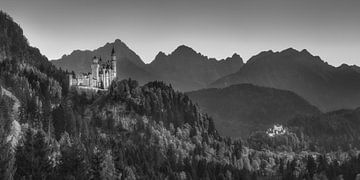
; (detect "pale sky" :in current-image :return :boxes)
[1,0,359,65]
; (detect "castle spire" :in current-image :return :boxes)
[111,46,115,56]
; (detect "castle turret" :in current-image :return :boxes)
[111,47,117,81]
[91,56,100,87]
[68,74,73,87]
[111,46,116,61]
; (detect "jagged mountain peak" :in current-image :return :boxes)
[337,63,360,73]
[338,63,352,68]
[155,51,166,58]
[222,53,244,64]
[301,49,311,55]
[281,47,299,54]
[114,38,122,43]
[171,45,199,56]
[352,65,360,73]
[277,48,313,57]
[231,53,241,58]
[52,38,145,69]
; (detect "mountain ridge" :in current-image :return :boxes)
[52,42,244,91]
[210,48,360,112]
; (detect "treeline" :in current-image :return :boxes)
[287,109,360,151]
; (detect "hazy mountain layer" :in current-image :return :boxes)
[211,48,360,112]
[147,45,244,91]
[187,84,320,137]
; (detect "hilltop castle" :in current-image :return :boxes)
[69,48,117,90]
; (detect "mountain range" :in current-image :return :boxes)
[210,48,360,112]
[52,40,244,91]
[51,39,156,84]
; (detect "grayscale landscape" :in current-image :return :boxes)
[1,0,360,179]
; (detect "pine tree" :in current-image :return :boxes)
[100,150,117,180]
[0,97,15,180]
[15,129,52,179]
[317,155,328,173]
[306,155,316,179]
[89,147,103,180]
[279,159,285,175]
[59,138,88,180]
[0,127,15,180]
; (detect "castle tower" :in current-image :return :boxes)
[101,66,106,89]
[111,47,117,81]
[91,56,100,80]
[91,56,100,87]
[68,74,73,87]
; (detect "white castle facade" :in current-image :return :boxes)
[69,48,117,90]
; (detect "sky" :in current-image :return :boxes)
[1,0,359,65]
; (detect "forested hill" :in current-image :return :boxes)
[0,11,69,131]
[0,12,69,92]
[187,84,320,138]
[287,108,360,151]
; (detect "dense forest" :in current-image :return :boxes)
[1,11,360,180]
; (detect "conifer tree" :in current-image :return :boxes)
[307,155,316,179]
[15,129,52,179]
[89,147,103,180]
[59,138,88,180]
[0,127,15,180]
[100,150,117,180]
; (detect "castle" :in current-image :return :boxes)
[69,48,117,90]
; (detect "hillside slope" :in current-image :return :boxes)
[187,84,320,137]
[287,108,360,151]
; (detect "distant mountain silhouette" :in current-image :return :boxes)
[210,48,360,112]
[53,43,244,91]
[52,39,155,84]
[187,84,320,137]
[350,65,360,73]
[350,64,360,73]
[147,45,243,91]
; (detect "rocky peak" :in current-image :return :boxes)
[171,45,198,56]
